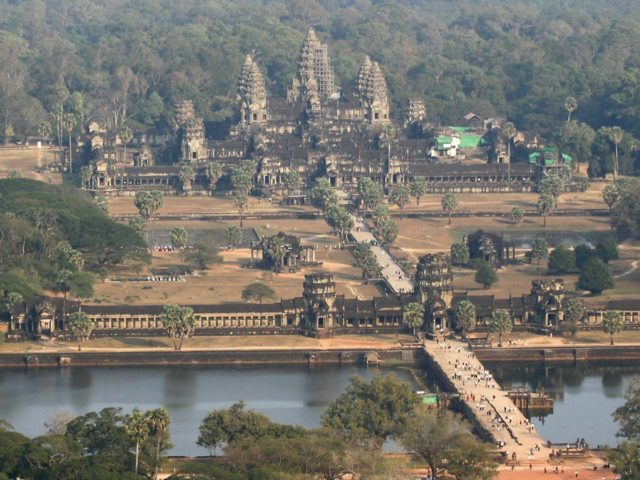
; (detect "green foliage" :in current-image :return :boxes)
[205,161,222,192]
[171,227,188,259]
[282,171,301,195]
[450,242,470,267]
[225,225,243,248]
[160,304,196,350]
[603,183,620,209]
[607,441,640,480]
[455,300,477,337]
[538,175,565,205]
[324,204,353,239]
[511,207,524,225]
[68,311,94,351]
[564,298,585,324]
[579,258,614,294]
[401,408,497,480]
[0,180,145,276]
[403,302,424,336]
[321,375,420,447]
[197,401,303,454]
[134,190,164,223]
[614,377,640,442]
[575,244,596,269]
[602,310,623,345]
[357,178,384,211]
[310,177,337,212]
[547,245,575,273]
[185,243,222,270]
[409,178,427,205]
[389,186,410,215]
[241,282,276,304]
[530,238,549,264]
[491,309,512,346]
[474,261,498,289]
[352,242,381,279]
[441,193,458,224]
[610,178,640,238]
[537,193,554,226]
[596,236,619,263]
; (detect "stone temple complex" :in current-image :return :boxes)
[83,28,573,197]
[6,254,638,340]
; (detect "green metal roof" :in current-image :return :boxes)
[459,132,484,149]
[420,393,439,405]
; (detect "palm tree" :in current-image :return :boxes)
[63,112,76,174]
[146,408,170,480]
[564,96,578,123]
[537,193,553,227]
[403,302,425,338]
[441,193,458,225]
[126,408,149,474]
[266,236,287,274]
[604,126,624,180]
[118,125,133,169]
[502,122,516,184]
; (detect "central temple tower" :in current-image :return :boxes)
[288,28,339,107]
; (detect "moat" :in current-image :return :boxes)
[0,363,636,455]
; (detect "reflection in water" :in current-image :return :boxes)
[485,362,640,447]
[0,365,416,455]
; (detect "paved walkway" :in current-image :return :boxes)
[349,215,414,294]
[423,337,552,462]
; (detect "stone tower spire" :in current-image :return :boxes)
[237,54,268,126]
[356,56,390,124]
[288,28,339,106]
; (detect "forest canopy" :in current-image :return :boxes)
[1,0,640,142]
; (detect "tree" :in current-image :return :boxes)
[596,237,619,263]
[118,125,133,168]
[389,186,410,218]
[321,375,420,448]
[282,171,301,197]
[146,408,170,480]
[607,441,640,480]
[409,178,427,205]
[125,408,149,474]
[170,227,188,261]
[613,377,640,441]
[401,408,496,480]
[602,126,625,180]
[179,165,195,194]
[454,300,476,338]
[511,207,524,225]
[70,271,95,307]
[527,236,548,264]
[234,193,248,227]
[310,177,338,212]
[205,160,222,195]
[474,261,498,289]
[63,112,76,175]
[79,165,92,187]
[602,310,623,345]
[378,217,399,246]
[450,243,470,267]
[603,184,620,210]
[225,225,243,249]
[68,311,94,351]
[564,298,585,324]
[579,258,613,294]
[2,292,22,332]
[160,304,196,350]
[357,178,384,212]
[502,121,516,166]
[265,235,287,273]
[241,282,276,304]
[538,175,565,208]
[134,190,163,242]
[537,193,553,227]
[197,401,292,454]
[548,245,575,272]
[403,302,424,337]
[575,244,596,269]
[564,96,577,123]
[490,309,512,347]
[185,243,222,270]
[441,193,457,225]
